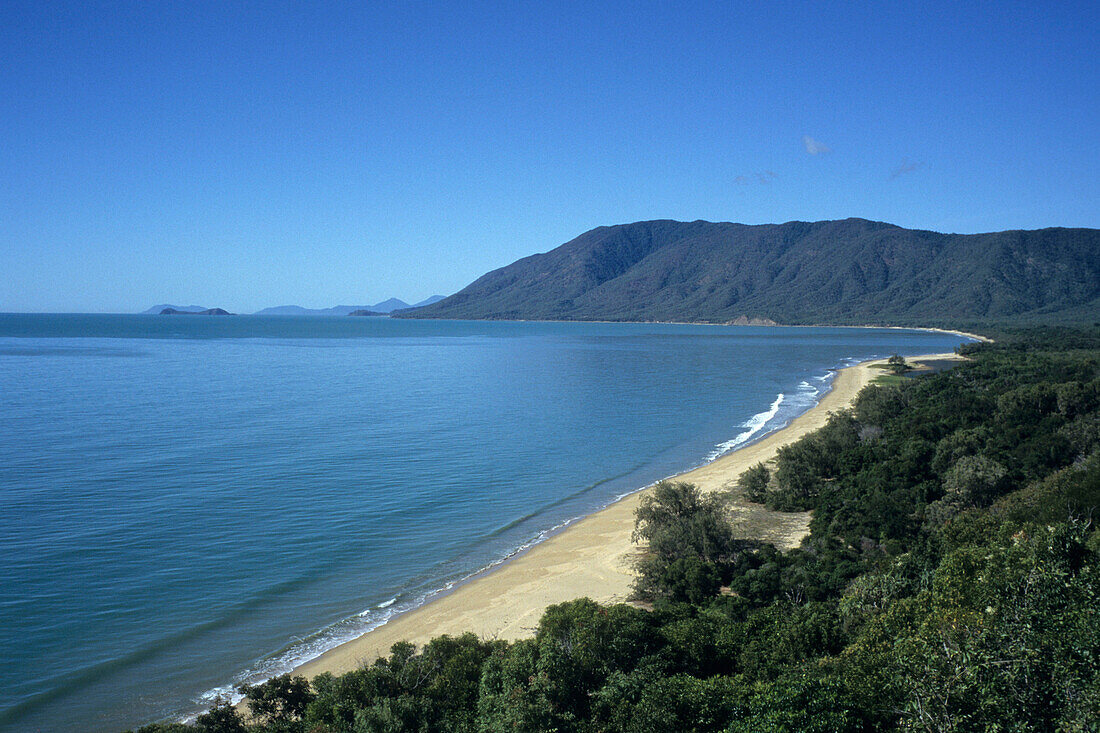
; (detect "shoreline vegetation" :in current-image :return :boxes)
[129,326,1100,732]
[288,351,965,683]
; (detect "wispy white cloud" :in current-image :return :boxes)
[890,159,924,179]
[802,135,831,155]
[735,170,777,186]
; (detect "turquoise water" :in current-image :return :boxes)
[0,315,970,731]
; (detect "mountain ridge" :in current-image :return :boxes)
[251,297,447,316]
[253,304,384,316]
[399,218,1100,326]
[139,296,449,317]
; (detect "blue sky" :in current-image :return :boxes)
[1,1,1097,312]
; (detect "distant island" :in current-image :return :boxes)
[141,297,447,317]
[252,296,446,317]
[159,307,232,315]
[253,305,376,316]
[400,218,1100,326]
[142,304,209,315]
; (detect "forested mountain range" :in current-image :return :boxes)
[402,219,1100,325]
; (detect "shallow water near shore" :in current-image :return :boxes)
[0,315,970,731]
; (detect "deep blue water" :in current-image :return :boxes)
[0,315,971,731]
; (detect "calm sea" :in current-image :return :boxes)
[0,315,970,731]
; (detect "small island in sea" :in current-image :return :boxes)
[159,307,233,315]
[142,304,209,314]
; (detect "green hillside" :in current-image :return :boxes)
[400,219,1100,325]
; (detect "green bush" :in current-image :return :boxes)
[737,462,771,503]
[632,481,739,601]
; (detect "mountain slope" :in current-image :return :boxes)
[401,219,1100,325]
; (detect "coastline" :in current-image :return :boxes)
[387,314,992,346]
[287,350,966,681]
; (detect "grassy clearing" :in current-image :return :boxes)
[868,362,911,386]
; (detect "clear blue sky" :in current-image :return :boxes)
[2,1,1097,312]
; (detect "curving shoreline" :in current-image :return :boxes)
[286,350,965,681]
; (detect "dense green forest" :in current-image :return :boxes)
[131,329,1100,732]
[399,219,1100,326]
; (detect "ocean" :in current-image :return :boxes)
[0,315,971,731]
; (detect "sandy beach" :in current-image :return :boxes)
[292,351,964,680]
